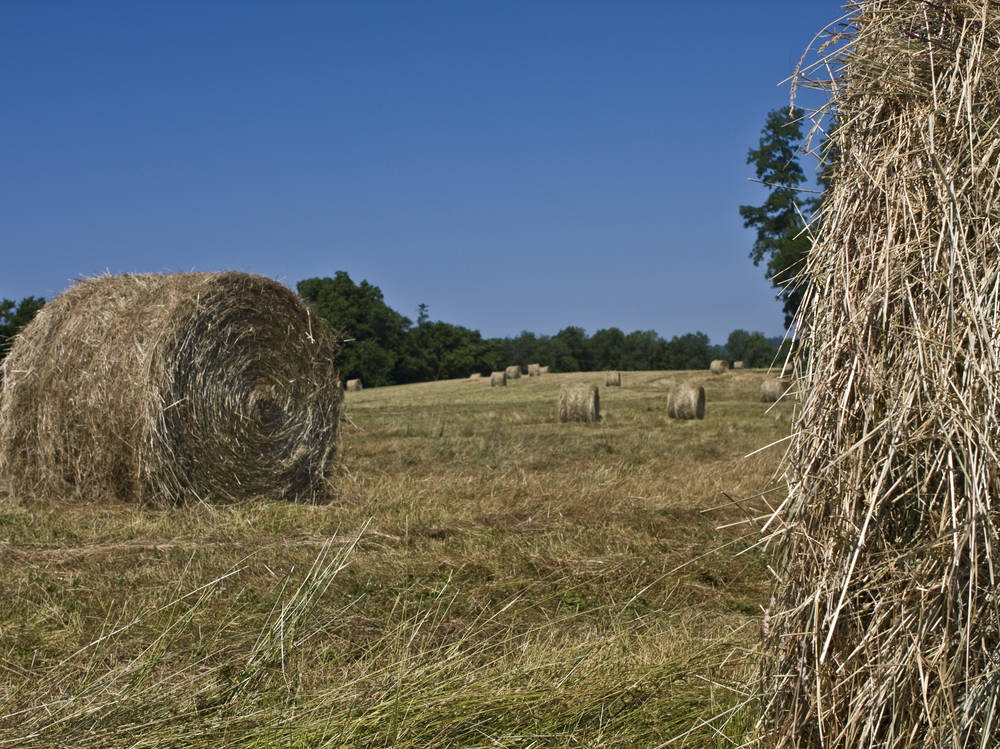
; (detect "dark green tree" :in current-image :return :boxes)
[739,107,819,328]
[0,296,46,361]
[725,329,778,368]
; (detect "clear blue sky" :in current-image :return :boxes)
[2,1,842,343]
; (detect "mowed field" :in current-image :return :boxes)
[0,369,792,747]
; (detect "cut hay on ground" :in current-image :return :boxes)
[558,384,600,423]
[760,3,1000,746]
[345,379,363,392]
[759,378,790,404]
[490,371,507,387]
[527,363,541,377]
[709,360,728,375]
[667,384,705,420]
[605,371,621,387]
[0,272,342,506]
[504,365,521,380]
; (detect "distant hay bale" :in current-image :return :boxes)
[667,384,705,420]
[760,378,790,403]
[345,379,363,392]
[0,272,342,506]
[468,372,482,380]
[733,361,745,369]
[605,371,621,387]
[504,365,521,380]
[539,365,550,374]
[709,359,728,375]
[558,384,600,423]
[760,4,1000,745]
[527,363,541,377]
[490,371,507,387]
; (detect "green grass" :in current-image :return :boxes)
[0,369,790,746]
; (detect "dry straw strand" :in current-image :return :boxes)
[558,383,600,423]
[667,384,705,420]
[605,371,622,387]
[0,272,342,506]
[760,3,1000,746]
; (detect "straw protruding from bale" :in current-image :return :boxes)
[558,384,600,423]
[0,272,342,506]
[490,371,507,387]
[667,384,705,420]
[527,363,541,377]
[709,360,728,375]
[760,4,1000,745]
[345,379,363,392]
[605,371,621,387]
[759,378,790,403]
[504,365,521,380]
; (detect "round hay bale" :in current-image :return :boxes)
[527,363,541,377]
[0,272,342,506]
[539,365,550,374]
[734,361,745,369]
[504,365,521,380]
[709,359,729,375]
[490,371,507,387]
[667,384,705,420]
[760,378,790,403]
[468,372,482,380]
[345,379,363,392]
[605,371,622,387]
[558,383,600,423]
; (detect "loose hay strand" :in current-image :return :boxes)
[760,2,1000,746]
[0,272,343,506]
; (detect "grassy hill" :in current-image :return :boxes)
[0,369,792,746]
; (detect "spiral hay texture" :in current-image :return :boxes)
[709,359,728,375]
[490,371,507,387]
[0,273,342,506]
[605,371,621,387]
[505,365,521,380]
[760,3,1000,746]
[558,384,600,423]
[667,385,704,420]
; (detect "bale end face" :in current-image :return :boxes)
[667,384,705,420]
[760,378,790,403]
[345,379,363,392]
[490,371,507,387]
[605,371,622,387]
[504,365,521,380]
[558,383,600,423]
[709,360,729,375]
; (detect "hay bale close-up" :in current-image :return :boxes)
[605,371,621,387]
[0,272,342,506]
[759,378,790,403]
[504,365,521,380]
[345,379,363,392]
[558,384,600,423]
[527,363,541,377]
[709,359,728,375]
[760,3,1000,746]
[490,371,507,387]
[667,384,705,420]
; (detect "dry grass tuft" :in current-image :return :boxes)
[667,384,705,420]
[558,383,600,423]
[0,272,342,506]
[759,2,1000,745]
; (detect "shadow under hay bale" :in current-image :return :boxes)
[760,4,1000,746]
[667,384,705,420]
[527,363,541,377]
[558,383,600,423]
[504,365,521,380]
[345,379,363,392]
[760,378,791,403]
[605,371,621,387]
[709,359,728,375]
[490,371,507,387]
[0,272,342,506]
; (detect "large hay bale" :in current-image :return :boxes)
[709,359,728,375]
[504,365,521,380]
[539,365,550,374]
[490,371,507,387]
[759,378,790,403]
[605,371,621,387]
[558,383,600,423]
[666,384,705,420]
[345,379,363,392]
[733,360,745,369]
[0,272,342,506]
[760,4,1000,745]
[527,363,541,377]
